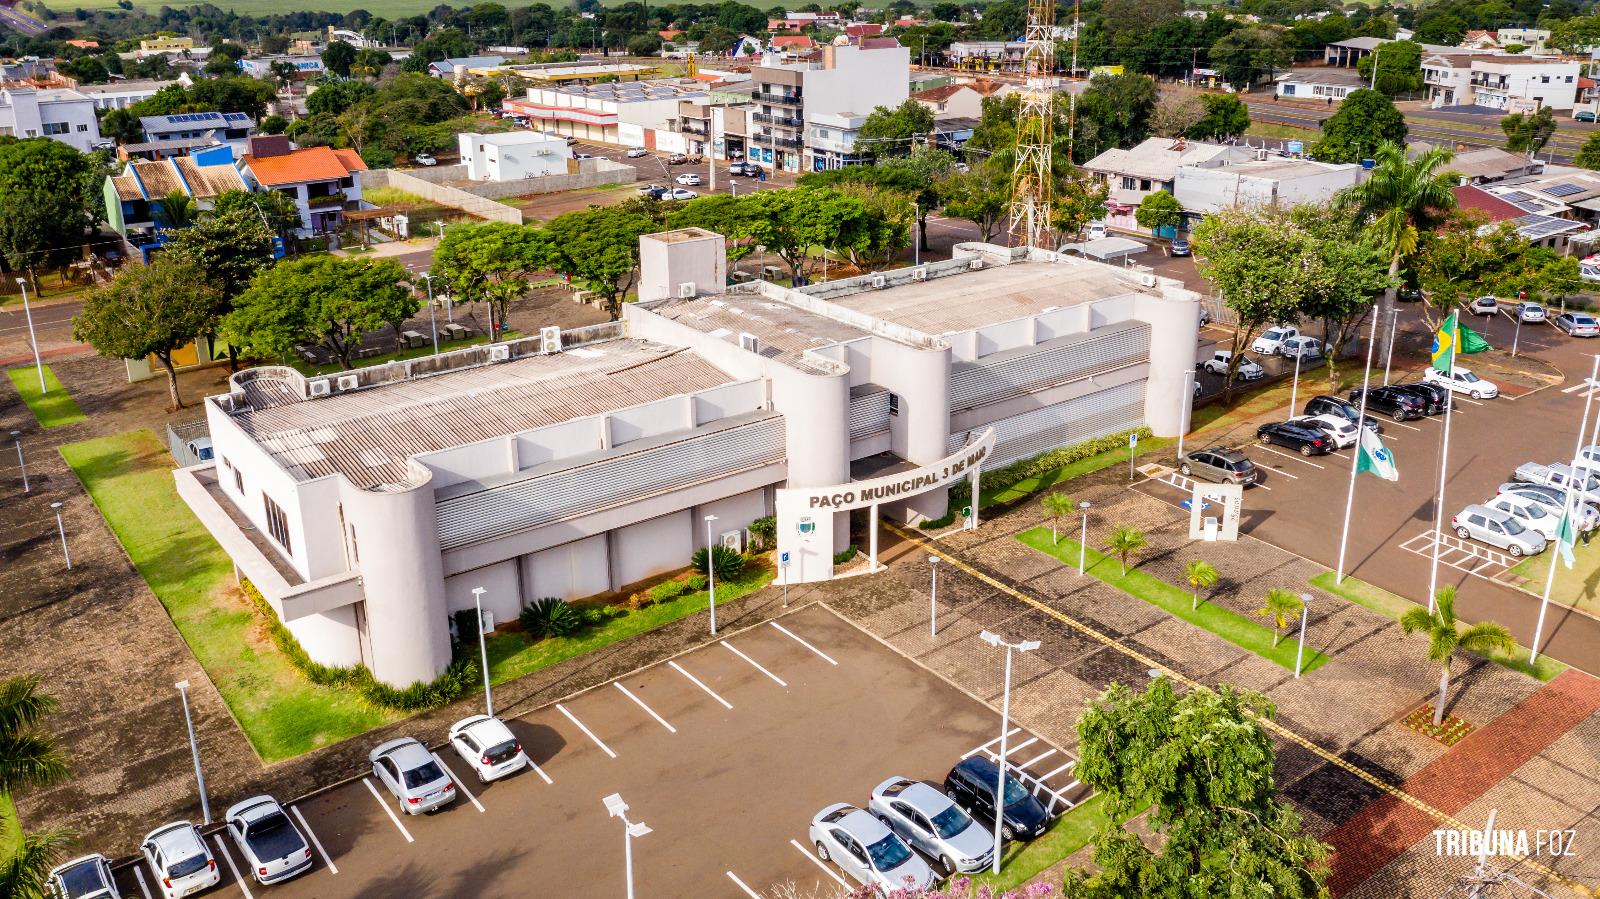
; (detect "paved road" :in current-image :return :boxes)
[0,5,45,35]
[1242,97,1586,162]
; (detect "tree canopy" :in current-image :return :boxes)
[1209,25,1293,90]
[223,256,416,369]
[856,99,936,157]
[73,257,219,409]
[1310,90,1408,164]
[0,138,108,290]
[534,205,657,319]
[1356,38,1424,95]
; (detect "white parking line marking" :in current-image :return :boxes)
[433,752,485,813]
[727,871,764,898]
[132,866,153,899]
[363,777,415,843]
[1257,445,1325,469]
[962,727,1022,758]
[557,703,618,758]
[291,805,339,874]
[1456,396,1485,406]
[1038,760,1076,782]
[615,681,676,733]
[790,839,849,887]
[768,621,838,665]
[721,641,788,687]
[1019,747,1057,770]
[211,835,256,899]
[525,754,554,784]
[999,736,1039,758]
[1391,421,1424,432]
[1257,461,1300,478]
[669,660,733,709]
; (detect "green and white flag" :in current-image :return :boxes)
[1356,427,1399,481]
[1557,507,1577,569]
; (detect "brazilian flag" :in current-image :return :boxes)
[1432,312,1458,374]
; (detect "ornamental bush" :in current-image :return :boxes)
[691,544,745,582]
[519,597,585,639]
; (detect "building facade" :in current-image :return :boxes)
[0,88,102,151]
[239,54,325,79]
[177,232,1200,688]
[750,44,910,173]
[1422,53,1581,110]
[504,80,709,150]
[1274,69,1368,102]
[141,111,256,143]
[1173,156,1364,214]
[237,136,366,234]
[457,131,571,180]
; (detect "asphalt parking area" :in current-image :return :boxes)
[111,604,1074,898]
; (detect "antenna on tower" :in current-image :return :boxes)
[1008,0,1059,250]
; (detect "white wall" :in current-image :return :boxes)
[445,559,522,625]
[0,90,102,151]
[804,46,910,118]
[283,603,362,668]
[612,510,692,586]
[523,535,611,600]
[204,398,329,583]
[694,488,769,550]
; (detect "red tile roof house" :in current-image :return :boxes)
[237,135,367,235]
[770,35,817,52]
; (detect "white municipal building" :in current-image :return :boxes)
[177,230,1202,687]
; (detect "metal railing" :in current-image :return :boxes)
[753,90,802,106]
[752,111,803,128]
[757,133,805,149]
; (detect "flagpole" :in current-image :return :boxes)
[1335,304,1381,584]
[1531,352,1600,663]
[1425,315,1461,614]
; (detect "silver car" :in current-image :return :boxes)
[869,776,994,875]
[809,803,936,894]
[140,821,219,898]
[225,796,313,885]
[1496,483,1600,532]
[1452,503,1546,556]
[1518,301,1547,322]
[1555,312,1600,337]
[47,854,120,899]
[1484,494,1562,541]
[447,714,529,783]
[371,737,455,814]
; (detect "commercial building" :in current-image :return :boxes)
[457,131,571,181]
[0,87,102,151]
[138,36,194,56]
[1274,69,1368,102]
[503,80,709,150]
[1323,36,1470,68]
[238,54,325,79]
[1452,183,1586,250]
[1489,27,1551,52]
[72,77,184,110]
[750,43,910,173]
[1083,137,1245,207]
[177,232,1200,688]
[946,41,1027,73]
[1421,53,1581,110]
[427,55,507,78]
[1173,155,1364,215]
[237,136,367,234]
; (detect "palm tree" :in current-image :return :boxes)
[1041,492,1073,545]
[1256,589,1303,647]
[156,190,197,232]
[0,826,73,899]
[1401,587,1516,726]
[1185,560,1219,611]
[0,675,68,795]
[1106,525,1146,576]
[1339,141,1457,356]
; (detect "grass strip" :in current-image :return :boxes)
[968,794,1144,891]
[6,366,86,428]
[1507,537,1600,620]
[1309,571,1567,682]
[61,430,394,761]
[483,565,772,685]
[1019,528,1330,673]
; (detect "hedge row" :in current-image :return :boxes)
[241,579,478,712]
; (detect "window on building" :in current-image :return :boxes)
[41,122,67,135]
[76,124,88,132]
[1139,179,1152,191]
[349,525,359,562]
[339,176,353,188]
[888,393,900,416]
[1120,175,1136,190]
[263,495,292,555]
[234,467,244,494]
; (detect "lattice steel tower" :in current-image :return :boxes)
[1008,0,1057,249]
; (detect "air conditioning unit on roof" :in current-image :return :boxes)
[308,378,331,397]
[911,266,928,280]
[969,258,984,270]
[336,374,358,391]
[870,274,886,288]
[488,344,510,362]
[540,326,562,354]
[678,281,697,298]
[1139,273,1158,288]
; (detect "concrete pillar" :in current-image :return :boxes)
[1134,290,1202,438]
[771,368,851,552]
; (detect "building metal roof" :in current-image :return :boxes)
[651,293,870,372]
[1084,137,1241,182]
[227,338,735,488]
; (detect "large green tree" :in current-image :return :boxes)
[856,99,936,158]
[1356,38,1423,95]
[1134,190,1184,233]
[224,256,417,369]
[936,155,1010,242]
[1414,210,1582,328]
[1575,131,1600,171]
[73,257,219,409]
[322,38,358,76]
[799,149,952,251]
[534,206,656,319]
[1288,204,1392,387]
[1502,106,1557,155]
[738,188,871,284]
[1209,25,1293,91]
[160,207,278,370]
[1075,72,1158,156]
[1311,90,1409,163]
[0,138,107,291]
[431,220,542,340]
[210,189,302,249]
[1062,679,1331,899]
[1188,93,1251,141]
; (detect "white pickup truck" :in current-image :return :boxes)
[1511,462,1600,506]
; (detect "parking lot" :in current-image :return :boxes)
[109,604,1082,898]
[1140,301,1600,673]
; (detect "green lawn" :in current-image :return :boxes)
[483,565,772,685]
[1508,539,1600,621]
[6,366,86,428]
[61,430,395,761]
[1309,571,1567,681]
[1019,528,1330,673]
[984,437,1173,508]
[967,793,1137,891]
[1244,121,1320,141]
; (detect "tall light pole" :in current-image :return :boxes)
[174,680,210,823]
[1293,593,1312,678]
[1077,501,1090,575]
[421,272,439,353]
[1287,346,1304,418]
[51,501,70,570]
[979,630,1040,875]
[11,431,27,494]
[603,793,651,899]
[929,555,940,637]
[470,587,494,717]
[704,514,718,635]
[913,200,921,266]
[16,277,45,394]
[1177,370,1195,464]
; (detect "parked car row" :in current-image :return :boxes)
[1451,457,1600,555]
[1181,395,1386,488]
[810,755,1051,892]
[49,715,532,896]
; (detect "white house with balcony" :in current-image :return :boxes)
[1422,53,1581,110]
[0,88,102,151]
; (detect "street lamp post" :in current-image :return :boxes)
[1078,502,1090,575]
[174,680,211,823]
[11,431,27,494]
[470,587,494,717]
[15,277,45,394]
[979,631,1040,875]
[603,794,651,899]
[1512,312,1524,358]
[1178,370,1195,464]
[929,555,940,637]
[704,514,719,635]
[51,502,70,570]
[421,272,439,354]
[913,200,921,266]
[1287,347,1304,419]
[1293,593,1312,678]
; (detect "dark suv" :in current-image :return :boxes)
[1256,421,1333,456]
[1393,381,1450,415]
[1304,395,1378,432]
[943,756,1050,843]
[1349,385,1427,422]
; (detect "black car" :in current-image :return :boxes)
[1350,385,1427,422]
[1256,421,1334,456]
[1304,395,1379,432]
[1394,381,1450,415]
[943,756,1050,843]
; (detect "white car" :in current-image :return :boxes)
[1280,335,1323,360]
[1519,301,1547,322]
[370,737,455,814]
[1251,325,1300,355]
[1469,295,1498,316]
[665,187,697,200]
[809,803,937,893]
[1287,413,1358,449]
[225,796,313,885]
[1086,221,1107,240]
[626,146,648,157]
[1202,350,1265,380]
[1423,365,1498,399]
[413,153,437,166]
[1484,493,1563,541]
[141,822,219,898]
[674,173,701,185]
[868,776,994,875]
[47,854,121,899]
[448,714,529,783]
[1496,483,1600,532]
[1452,503,1546,556]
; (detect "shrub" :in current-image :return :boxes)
[833,544,859,565]
[579,604,623,626]
[686,574,708,591]
[748,515,777,551]
[649,579,689,602]
[692,544,746,582]
[519,597,585,639]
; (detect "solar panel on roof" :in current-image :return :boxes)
[1497,190,1535,203]
[1516,214,1578,238]
[1544,182,1586,197]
